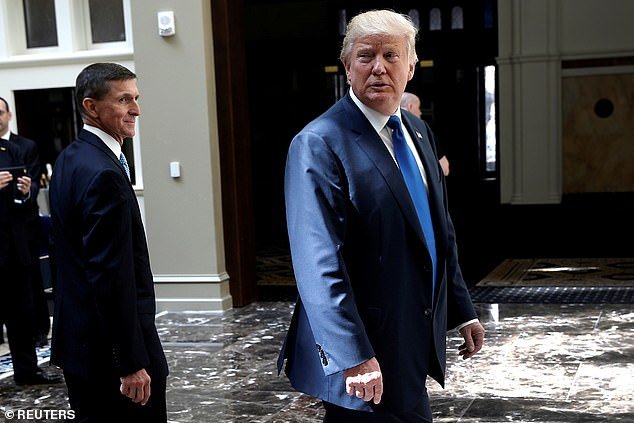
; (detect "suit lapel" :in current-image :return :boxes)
[78,129,133,188]
[341,96,427,245]
[401,112,442,208]
[401,112,447,256]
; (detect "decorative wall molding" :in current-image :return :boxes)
[562,64,634,77]
[154,273,230,284]
[0,49,133,69]
[153,275,233,312]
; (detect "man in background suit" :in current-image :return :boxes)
[400,92,450,177]
[0,98,61,385]
[278,10,484,421]
[50,63,168,422]
[0,96,50,348]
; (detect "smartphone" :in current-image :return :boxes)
[0,165,28,202]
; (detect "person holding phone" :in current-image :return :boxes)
[0,96,51,349]
[0,100,62,385]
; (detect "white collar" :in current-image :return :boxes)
[83,124,122,158]
[0,131,10,141]
[348,89,403,135]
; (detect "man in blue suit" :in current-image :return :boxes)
[50,63,168,422]
[278,10,484,422]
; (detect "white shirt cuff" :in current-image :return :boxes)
[455,318,479,331]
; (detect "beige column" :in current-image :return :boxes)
[498,0,634,204]
[129,0,231,311]
[498,0,562,204]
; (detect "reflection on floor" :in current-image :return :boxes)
[0,302,632,422]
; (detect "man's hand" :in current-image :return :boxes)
[16,175,31,195]
[343,357,383,404]
[458,322,485,360]
[120,368,151,405]
[0,171,12,190]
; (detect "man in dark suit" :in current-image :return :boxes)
[50,63,168,422]
[0,96,50,348]
[0,98,61,386]
[278,10,484,421]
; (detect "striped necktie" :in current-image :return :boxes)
[119,152,131,181]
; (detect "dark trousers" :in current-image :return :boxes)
[27,238,50,339]
[0,262,39,381]
[323,392,433,423]
[64,368,167,423]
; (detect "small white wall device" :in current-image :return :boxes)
[158,11,175,37]
[170,161,181,178]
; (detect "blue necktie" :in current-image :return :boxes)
[119,152,131,181]
[387,115,437,297]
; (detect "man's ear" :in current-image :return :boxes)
[407,62,415,81]
[82,98,98,118]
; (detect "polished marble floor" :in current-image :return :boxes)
[0,302,632,422]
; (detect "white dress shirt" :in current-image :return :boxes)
[83,125,122,158]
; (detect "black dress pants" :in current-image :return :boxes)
[323,391,433,423]
[28,237,51,340]
[64,367,167,423]
[0,262,39,382]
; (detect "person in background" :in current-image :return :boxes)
[400,92,450,176]
[278,9,484,422]
[0,96,50,348]
[50,63,168,422]
[0,98,62,386]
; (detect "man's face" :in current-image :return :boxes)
[0,101,12,137]
[83,79,140,144]
[345,34,414,116]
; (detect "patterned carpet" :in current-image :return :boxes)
[256,246,295,286]
[256,253,634,303]
[470,286,634,304]
[478,258,634,287]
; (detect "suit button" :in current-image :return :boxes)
[319,350,328,366]
[424,308,432,317]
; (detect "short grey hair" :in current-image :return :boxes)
[340,10,418,66]
[75,63,136,120]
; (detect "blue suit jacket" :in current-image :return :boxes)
[278,94,477,413]
[49,130,167,380]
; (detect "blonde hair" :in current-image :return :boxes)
[340,10,418,66]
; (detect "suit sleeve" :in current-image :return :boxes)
[81,169,149,376]
[285,131,374,376]
[444,212,478,329]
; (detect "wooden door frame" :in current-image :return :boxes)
[210,0,256,306]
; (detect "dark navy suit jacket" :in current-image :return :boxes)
[49,129,167,380]
[9,133,41,242]
[0,136,36,267]
[278,94,477,413]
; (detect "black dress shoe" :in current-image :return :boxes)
[15,371,64,386]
